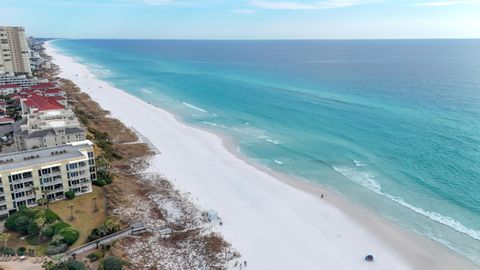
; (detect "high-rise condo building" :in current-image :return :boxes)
[0,26,32,76]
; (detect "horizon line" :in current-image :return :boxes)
[42,37,480,41]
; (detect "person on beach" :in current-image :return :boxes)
[321,194,324,198]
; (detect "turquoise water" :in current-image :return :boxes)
[52,39,480,264]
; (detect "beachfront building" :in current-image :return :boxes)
[0,74,49,89]
[0,140,96,217]
[0,84,21,95]
[15,108,86,151]
[0,26,31,76]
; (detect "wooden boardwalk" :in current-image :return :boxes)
[66,222,156,256]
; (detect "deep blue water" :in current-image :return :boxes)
[52,39,480,264]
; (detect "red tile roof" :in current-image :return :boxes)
[23,94,65,112]
[0,117,14,123]
[45,88,62,93]
[28,82,57,90]
[0,84,20,89]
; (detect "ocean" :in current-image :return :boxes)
[51,39,480,264]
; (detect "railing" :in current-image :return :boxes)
[12,177,35,185]
[12,186,34,193]
[65,223,150,256]
[42,179,64,186]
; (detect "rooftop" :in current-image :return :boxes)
[23,94,65,111]
[22,127,85,139]
[28,82,57,90]
[0,84,20,89]
[0,140,93,172]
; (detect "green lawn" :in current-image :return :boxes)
[48,186,107,248]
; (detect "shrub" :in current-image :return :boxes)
[46,243,68,255]
[64,260,88,270]
[98,171,114,184]
[101,256,123,270]
[5,207,60,237]
[87,251,104,262]
[17,247,26,255]
[111,152,123,160]
[42,225,54,238]
[13,215,31,235]
[59,227,79,246]
[27,222,40,236]
[0,247,15,255]
[42,210,61,223]
[93,179,107,187]
[65,191,76,200]
[87,217,120,242]
[43,222,70,238]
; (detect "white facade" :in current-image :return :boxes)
[0,141,96,216]
[0,74,48,89]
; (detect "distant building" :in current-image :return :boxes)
[0,26,32,76]
[0,140,96,216]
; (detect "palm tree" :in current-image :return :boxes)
[0,232,10,248]
[41,189,50,209]
[92,196,98,213]
[37,198,48,208]
[68,204,75,221]
[35,217,46,242]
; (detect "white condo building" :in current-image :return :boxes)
[0,140,96,216]
[0,26,32,76]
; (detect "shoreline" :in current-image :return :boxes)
[44,41,479,270]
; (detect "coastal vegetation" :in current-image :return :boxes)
[4,206,79,255]
[43,260,88,270]
[99,256,124,270]
[87,217,121,242]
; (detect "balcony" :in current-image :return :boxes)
[27,200,37,207]
[39,172,62,178]
[12,186,34,193]
[11,177,34,185]
[45,187,64,194]
[41,179,64,187]
[0,208,8,216]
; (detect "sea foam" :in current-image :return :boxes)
[182,102,208,113]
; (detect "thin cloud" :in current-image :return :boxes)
[250,0,378,10]
[232,8,258,14]
[416,0,480,6]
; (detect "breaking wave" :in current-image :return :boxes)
[182,102,207,113]
[333,165,480,242]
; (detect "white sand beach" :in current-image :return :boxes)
[45,42,479,270]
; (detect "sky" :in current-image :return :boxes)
[0,0,479,39]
